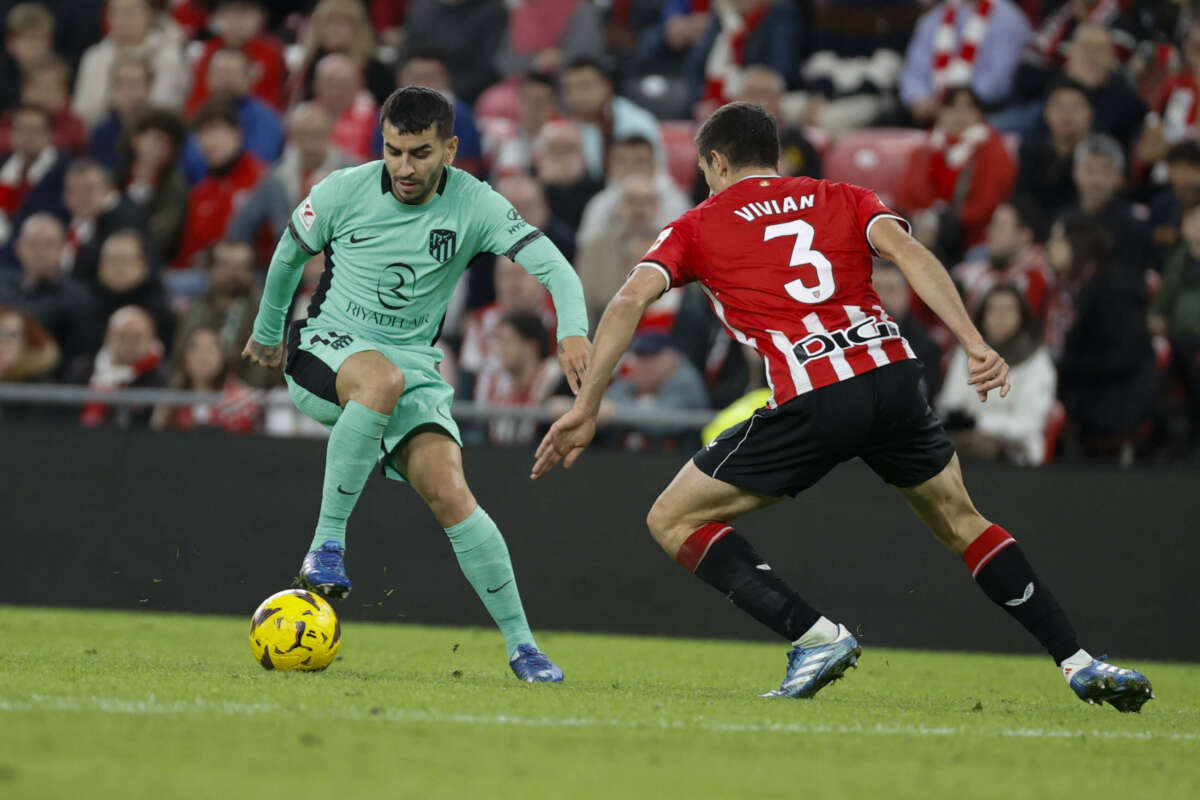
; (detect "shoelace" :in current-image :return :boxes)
[515,647,552,669]
[313,547,345,570]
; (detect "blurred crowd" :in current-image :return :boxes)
[1,0,1199,466]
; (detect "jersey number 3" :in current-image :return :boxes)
[764,219,834,303]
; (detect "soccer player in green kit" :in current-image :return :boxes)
[243,87,590,682]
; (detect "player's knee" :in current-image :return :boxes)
[422,477,474,527]
[352,367,405,411]
[645,499,682,550]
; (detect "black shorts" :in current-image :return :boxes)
[694,359,955,497]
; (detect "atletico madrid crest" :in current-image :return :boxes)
[429,229,457,262]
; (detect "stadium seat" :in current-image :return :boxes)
[820,127,926,207]
[660,120,698,192]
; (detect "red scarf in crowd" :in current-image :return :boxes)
[932,1,996,94]
[703,2,771,104]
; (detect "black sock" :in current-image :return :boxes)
[966,526,1080,664]
[691,529,822,642]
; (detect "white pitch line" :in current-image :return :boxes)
[1,694,1196,743]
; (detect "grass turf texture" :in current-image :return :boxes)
[2,607,1198,799]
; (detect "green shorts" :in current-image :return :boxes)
[283,321,462,482]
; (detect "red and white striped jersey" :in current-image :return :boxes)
[635,174,915,408]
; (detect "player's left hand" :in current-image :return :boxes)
[531,405,597,479]
[557,335,591,395]
[965,341,1010,402]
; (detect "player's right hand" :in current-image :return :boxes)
[242,336,283,369]
[965,341,1010,402]
[531,405,597,480]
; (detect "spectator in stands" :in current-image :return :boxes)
[122,109,190,267]
[185,0,286,114]
[1145,22,1200,150]
[80,304,167,428]
[577,135,690,248]
[486,72,559,180]
[577,175,665,325]
[0,213,95,381]
[1067,133,1153,274]
[685,0,801,106]
[151,324,261,433]
[495,175,576,262]
[397,0,508,104]
[173,101,266,272]
[738,65,820,178]
[872,261,943,396]
[953,199,1053,321]
[1060,22,1146,153]
[899,0,1030,126]
[1149,201,1200,452]
[1015,0,1136,107]
[1015,78,1093,230]
[8,57,86,156]
[561,57,665,181]
[87,54,153,176]
[312,53,377,163]
[1148,141,1200,255]
[72,0,189,128]
[395,50,484,177]
[181,47,284,182]
[62,159,145,285]
[0,105,69,249]
[0,3,57,113]
[178,239,276,388]
[0,304,58,382]
[937,285,1057,466]
[531,119,604,231]
[603,331,709,447]
[90,230,175,358]
[229,102,352,247]
[459,256,555,392]
[291,0,395,107]
[1048,213,1159,459]
[632,1,712,89]
[472,311,560,445]
[495,0,605,80]
[897,86,1015,265]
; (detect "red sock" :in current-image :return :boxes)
[675,522,733,572]
[961,524,1016,578]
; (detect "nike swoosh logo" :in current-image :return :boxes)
[1005,582,1035,607]
[336,485,358,495]
[349,232,379,243]
[486,580,513,594]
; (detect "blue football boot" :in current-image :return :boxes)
[295,540,352,600]
[509,644,564,683]
[762,624,861,699]
[1067,656,1153,712]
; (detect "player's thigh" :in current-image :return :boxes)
[395,430,477,526]
[334,350,406,409]
[284,323,393,415]
[647,461,781,552]
[896,453,990,555]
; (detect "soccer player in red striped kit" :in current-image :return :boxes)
[532,101,1153,710]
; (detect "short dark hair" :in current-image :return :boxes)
[65,157,113,184]
[379,85,454,140]
[501,311,549,358]
[1166,140,1200,167]
[1044,76,1093,107]
[563,55,614,83]
[131,108,187,153]
[522,71,556,92]
[695,101,779,170]
[400,47,448,70]
[938,84,983,110]
[1005,195,1041,234]
[191,99,241,132]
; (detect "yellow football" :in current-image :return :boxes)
[249,589,341,671]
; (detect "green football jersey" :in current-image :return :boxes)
[282,162,562,346]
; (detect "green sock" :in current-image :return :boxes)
[309,400,390,551]
[444,506,536,658]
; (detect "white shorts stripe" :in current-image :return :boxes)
[712,414,760,479]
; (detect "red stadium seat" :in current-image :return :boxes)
[660,120,698,192]
[821,128,926,208]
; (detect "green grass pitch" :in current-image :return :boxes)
[2,606,1198,799]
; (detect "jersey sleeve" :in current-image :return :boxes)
[287,173,339,255]
[848,184,911,256]
[476,184,545,259]
[632,211,699,295]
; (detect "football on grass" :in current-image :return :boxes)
[249,589,341,671]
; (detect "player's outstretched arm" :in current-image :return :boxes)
[531,267,664,479]
[510,235,592,393]
[870,218,1010,402]
[242,229,313,370]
